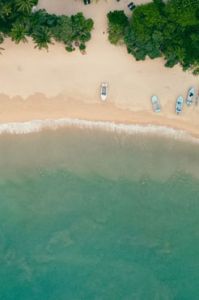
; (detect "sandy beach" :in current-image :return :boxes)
[0,0,198,137]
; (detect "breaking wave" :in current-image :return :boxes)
[0,118,198,143]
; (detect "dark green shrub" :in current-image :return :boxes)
[79,43,86,50]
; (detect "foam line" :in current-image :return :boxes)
[0,118,198,143]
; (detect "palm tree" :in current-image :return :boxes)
[0,3,12,20]
[32,27,52,49]
[10,22,28,44]
[15,0,38,14]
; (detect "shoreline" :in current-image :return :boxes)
[0,117,198,145]
[0,117,194,139]
[0,93,199,143]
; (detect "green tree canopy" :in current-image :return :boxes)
[107,10,128,45]
[10,21,28,44]
[107,0,199,74]
[15,0,38,14]
[0,0,94,52]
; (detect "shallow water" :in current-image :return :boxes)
[0,128,199,300]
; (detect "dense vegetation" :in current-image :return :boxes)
[0,0,94,52]
[107,10,128,45]
[107,0,199,74]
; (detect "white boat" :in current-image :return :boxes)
[100,82,108,101]
[186,87,195,106]
[151,95,161,112]
[176,96,184,114]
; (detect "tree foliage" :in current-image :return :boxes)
[0,0,94,51]
[107,11,128,44]
[107,0,199,74]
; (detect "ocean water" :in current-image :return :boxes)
[0,127,199,300]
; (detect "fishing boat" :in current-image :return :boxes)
[186,87,195,106]
[151,95,161,112]
[100,82,108,101]
[176,96,184,114]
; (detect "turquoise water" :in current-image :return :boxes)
[0,128,199,300]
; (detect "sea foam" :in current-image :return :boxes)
[0,118,198,143]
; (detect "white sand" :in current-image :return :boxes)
[0,0,198,137]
